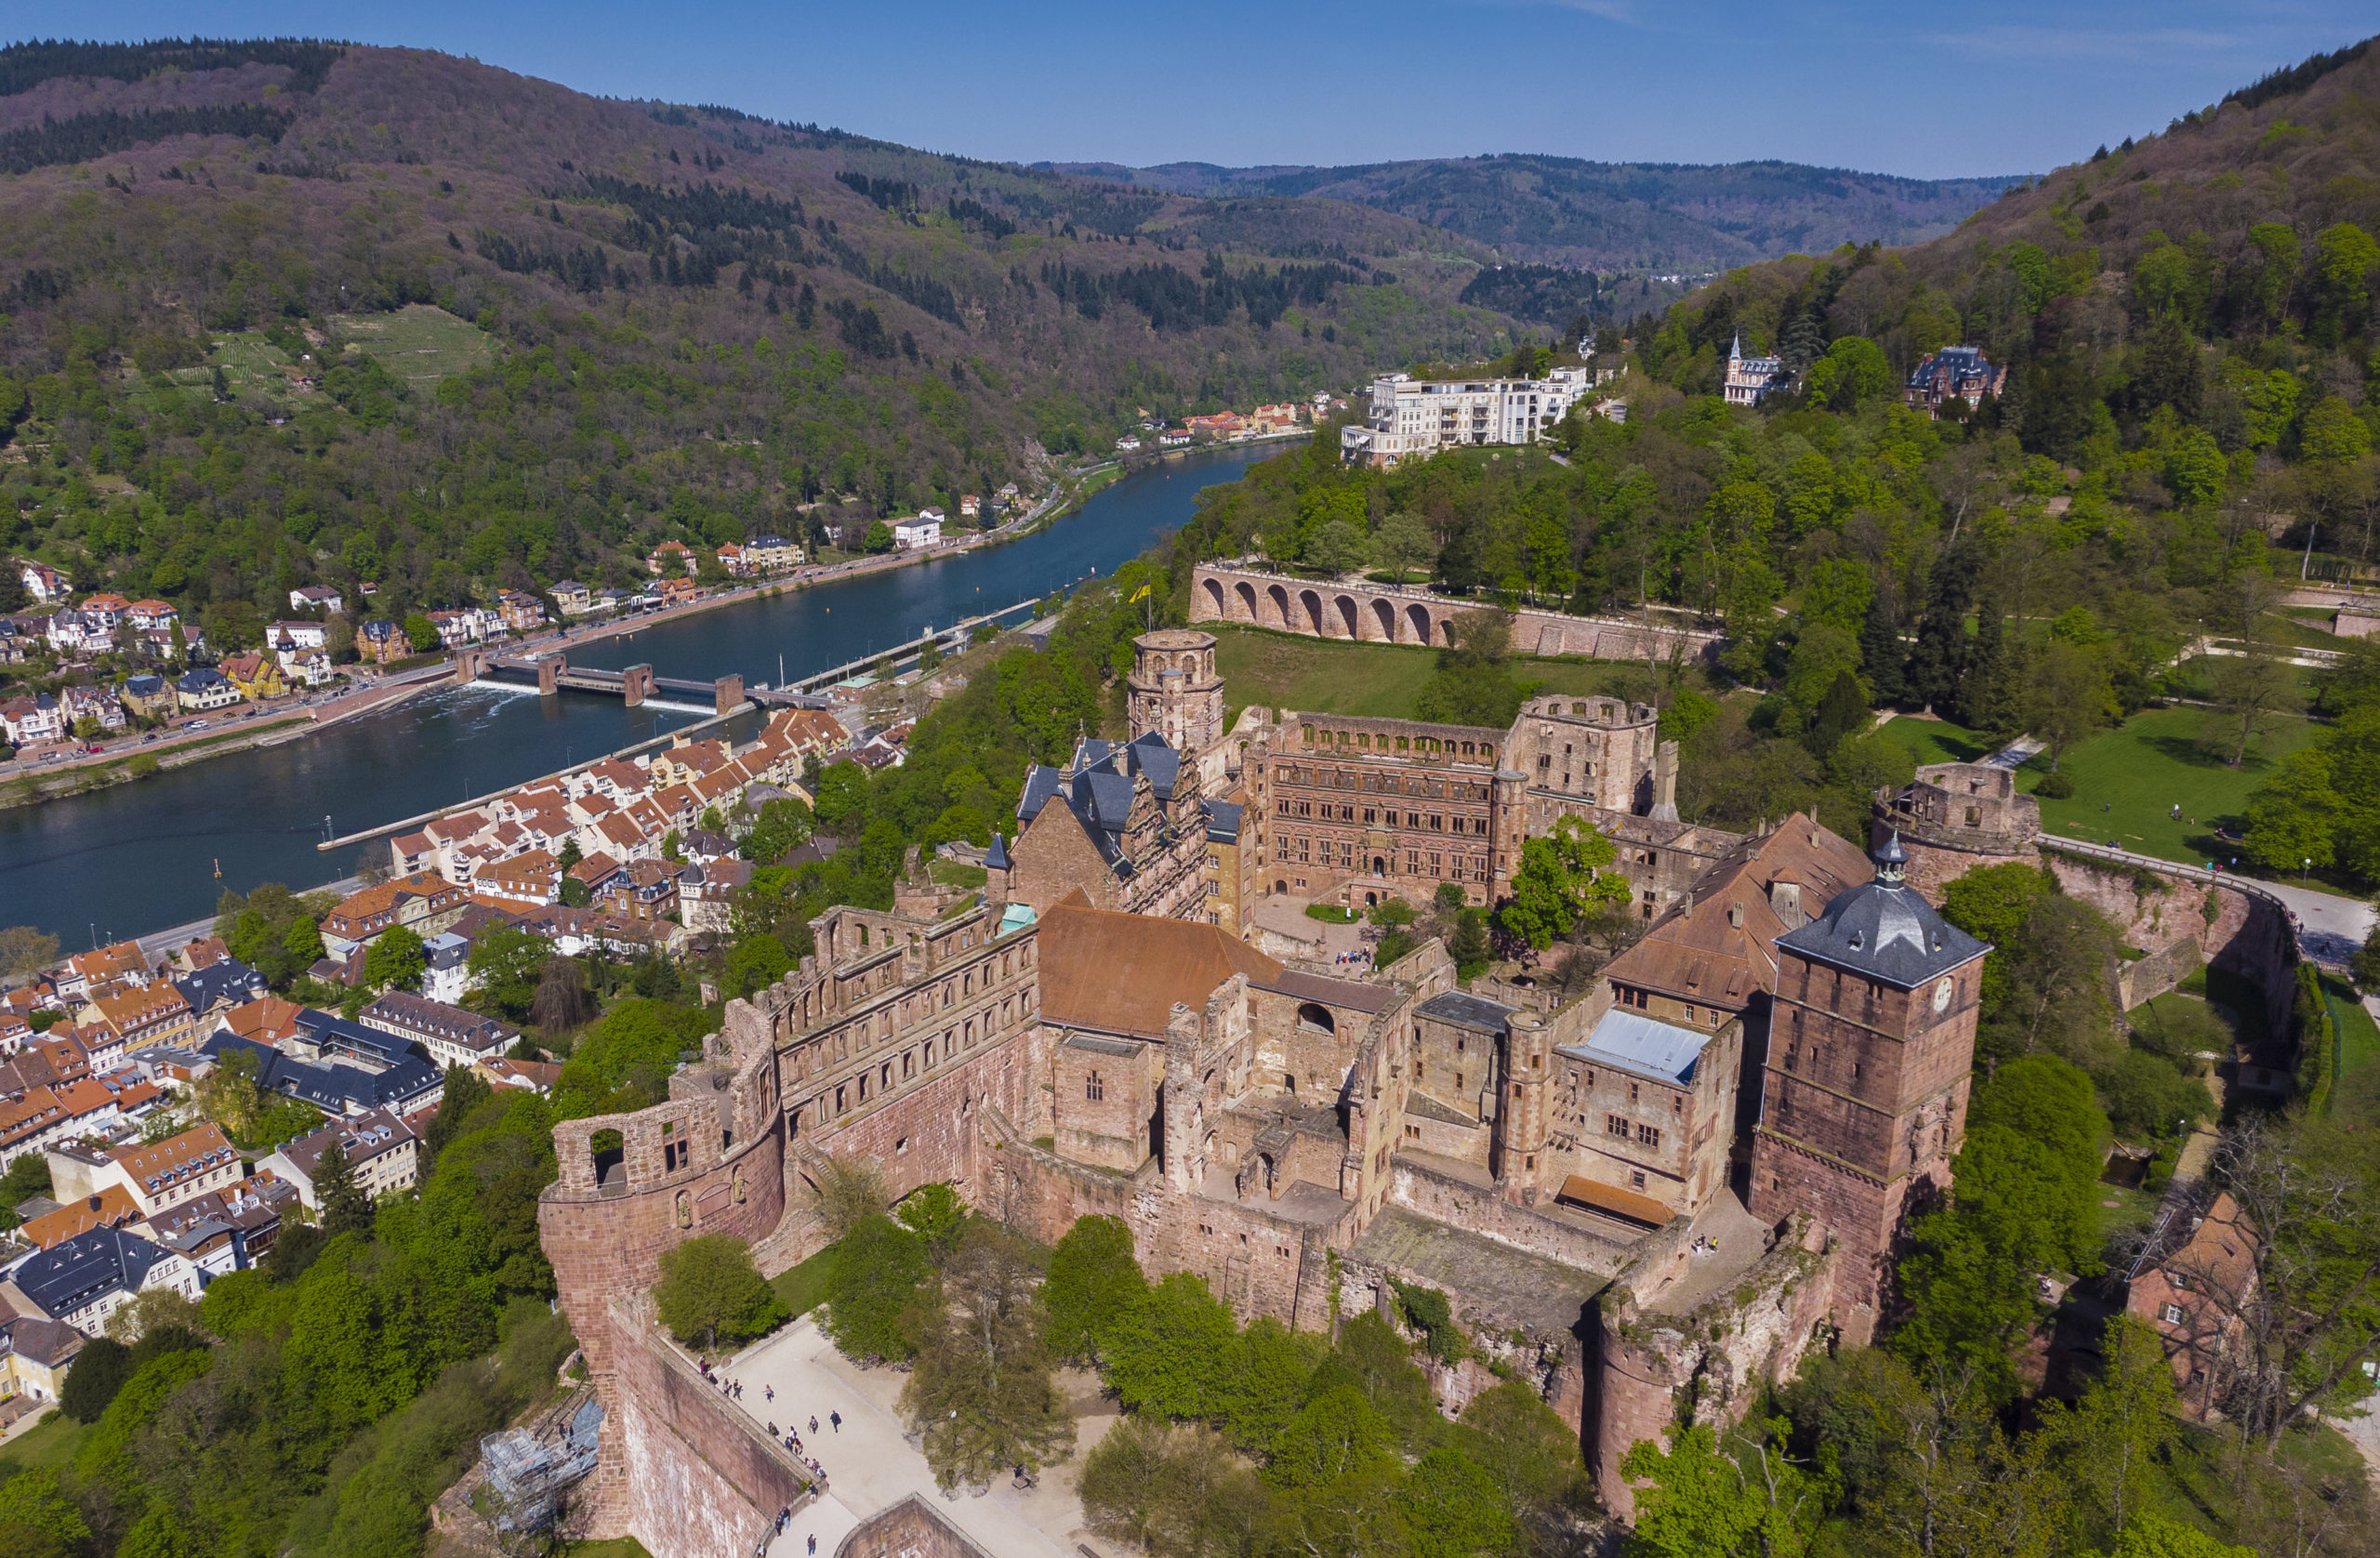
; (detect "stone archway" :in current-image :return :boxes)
[1201,577,1228,619]
[1371,598,1397,640]
[1299,589,1327,634]
[1407,602,1433,644]
[1236,580,1260,624]
[1335,594,1361,640]
[1267,583,1292,628]
[1372,854,1387,875]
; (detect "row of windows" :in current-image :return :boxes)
[1276,766,1494,800]
[1275,798,1487,834]
[1604,1114,1662,1148]
[1296,730,1500,763]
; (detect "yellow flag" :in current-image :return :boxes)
[1130,583,1151,603]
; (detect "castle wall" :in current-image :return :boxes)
[1590,1216,1835,1521]
[614,1294,815,1558]
[1385,1156,1636,1274]
[834,1495,994,1558]
[2039,850,2294,1033]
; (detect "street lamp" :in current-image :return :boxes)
[2305,857,2313,883]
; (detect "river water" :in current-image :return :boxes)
[4,446,1271,945]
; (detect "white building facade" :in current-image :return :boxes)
[1340,366,1600,467]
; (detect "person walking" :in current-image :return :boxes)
[809,1416,818,1435]
[829,1410,841,1433]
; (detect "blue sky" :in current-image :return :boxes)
[29,3,2378,179]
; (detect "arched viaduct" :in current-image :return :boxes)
[1189,563,1722,663]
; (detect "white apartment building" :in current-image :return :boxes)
[1340,366,1600,467]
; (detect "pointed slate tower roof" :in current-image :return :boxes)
[984,831,1011,872]
[1773,831,1988,989]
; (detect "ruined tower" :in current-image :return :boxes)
[1128,628,1225,759]
[1748,833,1991,1344]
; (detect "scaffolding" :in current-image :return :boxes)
[480,1391,602,1533]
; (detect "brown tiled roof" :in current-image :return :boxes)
[1557,1174,1676,1227]
[112,1123,237,1190]
[1601,812,1872,1011]
[1037,890,1284,1040]
[220,995,306,1043]
[19,1185,140,1248]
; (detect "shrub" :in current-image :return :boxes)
[2035,770,2075,799]
[654,1235,788,1352]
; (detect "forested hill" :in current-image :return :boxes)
[0,39,1526,634]
[1041,155,2026,272]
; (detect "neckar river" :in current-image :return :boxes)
[3,446,1270,945]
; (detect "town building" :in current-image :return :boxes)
[551,580,596,616]
[258,1108,424,1210]
[2124,1189,2258,1419]
[1723,334,1792,407]
[0,1310,85,1415]
[1904,346,2007,416]
[218,652,287,701]
[289,586,345,614]
[59,685,125,734]
[175,667,242,710]
[19,561,70,601]
[321,873,469,946]
[1340,366,1601,467]
[118,674,175,720]
[199,1032,444,1119]
[647,540,696,576]
[0,693,63,747]
[0,1226,201,1336]
[47,1123,246,1219]
[363,990,521,1070]
[358,619,404,664]
[891,514,943,550]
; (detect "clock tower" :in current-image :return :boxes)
[1749,833,1991,1345]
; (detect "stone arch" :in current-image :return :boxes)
[1201,577,1228,619]
[1371,854,1387,876]
[1371,598,1397,640]
[1335,594,1361,640]
[1299,588,1326,634]
[1267,583,1292,628]
[1407,603,1433,645]
[1297,1002,1337,1036]
[1236,580,1260,624]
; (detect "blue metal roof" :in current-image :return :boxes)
[1562,1009,1712,1085]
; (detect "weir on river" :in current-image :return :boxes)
[2,446,1272,944]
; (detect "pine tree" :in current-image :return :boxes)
[1958,588,2013,734]
[1908,548,1977,714]
[1858,590,1906,706]
[315,1141,374,1238]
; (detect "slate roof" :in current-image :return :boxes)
[172,957,266,1014]
[1416,990,1516,1034]
[983,832,1011,871]
[1773,834,1990,989]
[1559,1009,1713,1086]
[9,1226,174,1317]
[1203,800,1243,842]
[200,1032,442,1115]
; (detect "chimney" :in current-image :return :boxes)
[1649,739,1679,822]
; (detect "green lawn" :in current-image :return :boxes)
[2326,974,2380,1125]
[332,304,498,386]
[1874,715,1999,768]
[929,860,987,890]
[769,1245,837,1321]
[2020,706,2323,872]
[1210,624,1677,720]
[0,1410,88,1471]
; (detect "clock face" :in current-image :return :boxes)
[1932,977,1955,1013]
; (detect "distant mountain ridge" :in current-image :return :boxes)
[1039,154,2029,272]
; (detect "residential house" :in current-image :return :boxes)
[127,600,178,631]
[423,610,478,648]
[474,850,563,907]
[2125,1191,2260,1419]
[744,535,800,571]
[289,586,344,614]
[362,991,520,1071]
[959,495,980,520]
[477,1056,563,1094]
[284,647,335,688]
[597,858,687,920]
[258,1108,423,1210]
[47,1123,245,1219]
[87,984,199,1055]
[714,542,748,576]
[143,1170,298,1276]
[656,575,705,607]
[46,608,112,656]
[1905,346,2007,417]
[320,873,469,947]
[0,1077,165,1169]
[496,590,547,632]
[891,514,943,550]
[1183,411,1247,441]
[358,619,404,664]
[0,1311,85,1414]
[647,539,696,575]
[60,942,152,1003]
[218,653,287,701]
[19,561,70,601]
[171,958,267,1026]
[77,594,129,629]
[175,667,242,710]
[0,1227,202,1335]
[118,673,174,720]
[214,995,306,1047]
[678,856,752,933]
[0,693,63,747]
[199,1033,443,1119]
[1251,403,1301,432]
[18,1185,142,1249]
[268,621,330,652]
[57,685,124,735]
[550,580,596,616]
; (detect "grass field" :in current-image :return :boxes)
[2326,974,2380,1125]
[1,1409,88,1470]
[1210,624,1673,720]
[2020,706,2322,871]
[333,304,497,385]
[769,1245,837,1321]
[1874,715,1999,768]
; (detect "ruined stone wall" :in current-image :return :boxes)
[1590,1218,1836,1521]
[1385,1156,1635,1274]
[2040,850,2294,1033]
[834,1495,993,1558]
[613,1294,815,1558]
